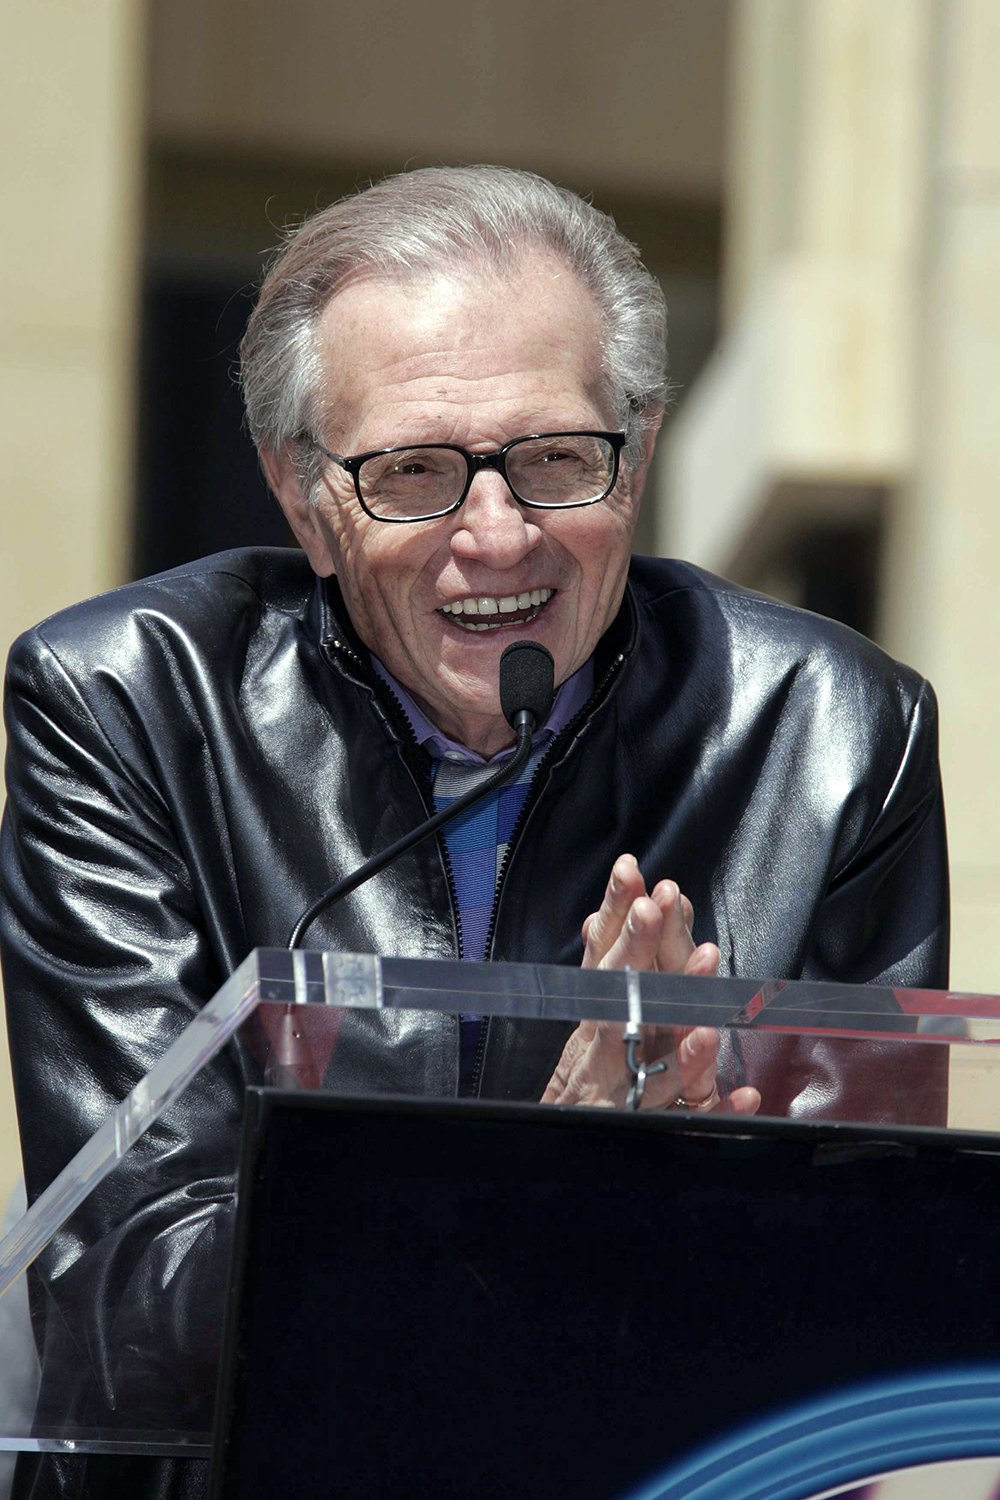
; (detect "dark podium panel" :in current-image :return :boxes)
[211,1091,1000,1500]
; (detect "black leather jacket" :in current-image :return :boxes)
[0,548,948,1488]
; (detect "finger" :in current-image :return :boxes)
[675,1025,720,1100]
[660,1025,722,1111]
[635,1025,716,1113]
[725,1086,761,1116]
[683,942,720,977]
[680,894,694,929]
[649,880,696,973]
[595,894,664,973]
[582,854,647,968]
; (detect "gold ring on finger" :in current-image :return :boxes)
[674,1081,720,1111]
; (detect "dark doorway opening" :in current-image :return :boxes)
[134,276,293,580]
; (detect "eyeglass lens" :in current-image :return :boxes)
[357,435,616,519]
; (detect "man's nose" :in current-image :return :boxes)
[449,471,542,568]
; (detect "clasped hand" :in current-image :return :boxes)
[541,854,761,1115]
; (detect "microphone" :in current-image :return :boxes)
[287,641,555,948]
[499,639,556,735]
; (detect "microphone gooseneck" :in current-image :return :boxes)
[287,641,556,949]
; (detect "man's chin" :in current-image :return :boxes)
[431,675,504,725]
[438,632,559,705]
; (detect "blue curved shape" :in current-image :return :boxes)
[626,1366,1000,1500]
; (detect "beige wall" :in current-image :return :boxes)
[147,0,728,201]
[660,0,930,575]
[0,0,146,1201]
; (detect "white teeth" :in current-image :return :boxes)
[439,587,554,624]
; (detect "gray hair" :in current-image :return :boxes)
[240,164,668,494]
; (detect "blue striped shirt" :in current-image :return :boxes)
[373,656,594,1088]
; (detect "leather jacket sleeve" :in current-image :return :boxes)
[1,629,244,1428]
[726,674,950,1127]
[801,676,947,989]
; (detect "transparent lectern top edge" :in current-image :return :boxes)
[256,947,1000,1030]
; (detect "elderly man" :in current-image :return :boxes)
[1,166,947,1498]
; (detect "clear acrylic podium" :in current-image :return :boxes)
[0,949,998,1481]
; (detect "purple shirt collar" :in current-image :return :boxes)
[372,654,594,766]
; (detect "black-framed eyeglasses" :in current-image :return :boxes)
[310,431,626,523]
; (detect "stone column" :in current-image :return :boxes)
[880,0,1000,999]
[0,0,146,1201]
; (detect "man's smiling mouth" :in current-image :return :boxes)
[437,588,555,632]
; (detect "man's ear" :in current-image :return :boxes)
[261,446,336,577]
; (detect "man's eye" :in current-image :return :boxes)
[392,460,430,476]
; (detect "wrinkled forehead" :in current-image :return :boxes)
[311,252,610,440]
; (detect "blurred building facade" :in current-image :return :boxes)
[1,0,998,1193]
[660,0,1000,1016]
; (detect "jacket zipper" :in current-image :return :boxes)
[470,648,628,1097]
[324,630,475,1095]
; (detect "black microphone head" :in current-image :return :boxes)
[499,640,555,731]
